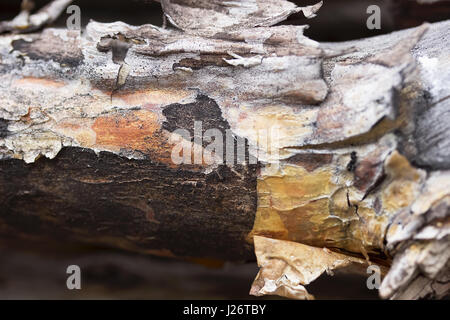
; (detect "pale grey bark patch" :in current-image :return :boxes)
[382,171,450,299]
[413,98,450,169]
[160,0,321,35]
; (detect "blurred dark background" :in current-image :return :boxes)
[0,236,379,299]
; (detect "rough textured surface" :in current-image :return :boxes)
[0,1,448,300]
[250,236,372,299]
[161,0,322,35]
[0,147,258,261]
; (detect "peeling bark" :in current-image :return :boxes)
[250,236,375,300]
[0,0,448,300]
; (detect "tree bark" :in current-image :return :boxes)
[0,0,448,299]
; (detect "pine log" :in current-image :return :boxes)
[0,0,448,299]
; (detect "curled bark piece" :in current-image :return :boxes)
[250,235,370,299]
[300,1,323,19]
[161,0,322,35]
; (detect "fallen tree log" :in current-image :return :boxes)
[0,0,448,299]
